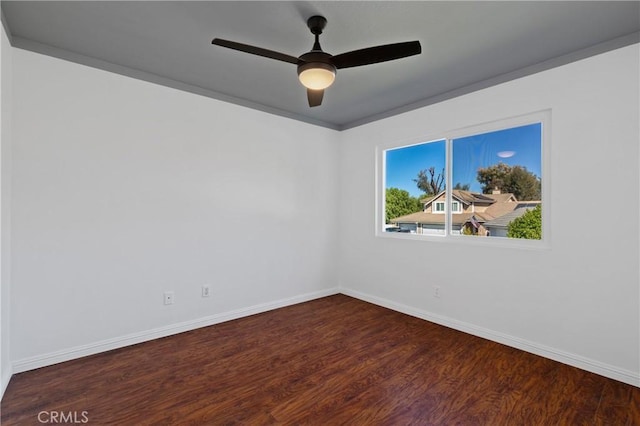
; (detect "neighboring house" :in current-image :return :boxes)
[389,189,539,237]
[483,203,541,237]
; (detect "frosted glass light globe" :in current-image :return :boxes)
[298,64,336,90]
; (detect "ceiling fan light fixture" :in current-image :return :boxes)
[298,62,336,90]
[213,14,421,107]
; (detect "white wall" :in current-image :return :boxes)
[339,44,640,386]
[0,23,13,398]
[4,38,639,389]
[10,48,339,370]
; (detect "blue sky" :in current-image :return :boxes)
[385,140,446,197]
[385,123,541,197]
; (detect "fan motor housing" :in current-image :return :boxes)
[297,51,336,75]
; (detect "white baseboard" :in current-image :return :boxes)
[1,366,12,400]
[13,287,340,374]
[341,287,640,388]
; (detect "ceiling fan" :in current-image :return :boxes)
[212,16,421,107]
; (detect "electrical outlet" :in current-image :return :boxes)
[202,285,211,298]
[164,291,174,305]
[433,286,441,298]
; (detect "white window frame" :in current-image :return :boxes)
[434,201,445,213]
[451,201,462,213]
[377,110,551,250]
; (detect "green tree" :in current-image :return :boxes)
[507,205,542,239]
[477,162,541,200]
[453,182,470,191]
[477,162,511,193]
[385,188,422,223]
[414,167,445,197]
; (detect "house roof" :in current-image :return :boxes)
[484,193,518,203]
[390,211,494,226]
[421,189,503,206]
[483,205,539,229]
[454,190,499,204]
[484,196,519,218]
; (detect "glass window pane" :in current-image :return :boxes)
[384,140,446,235]
[452,123,542,239]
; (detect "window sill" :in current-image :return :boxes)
[375,230,551,251]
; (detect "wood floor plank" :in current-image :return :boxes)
[2,294,637,425]
[626,386,640,426]
[594,379,632,425]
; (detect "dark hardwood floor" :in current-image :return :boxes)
[2,294,638,425]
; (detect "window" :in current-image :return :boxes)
[381,111,548,246]
[433,201,460,214]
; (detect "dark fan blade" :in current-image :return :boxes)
[307,89,324,107]
[212,38,299,65]
[332,41,421,69]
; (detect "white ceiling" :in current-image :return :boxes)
[2,1,639,130]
